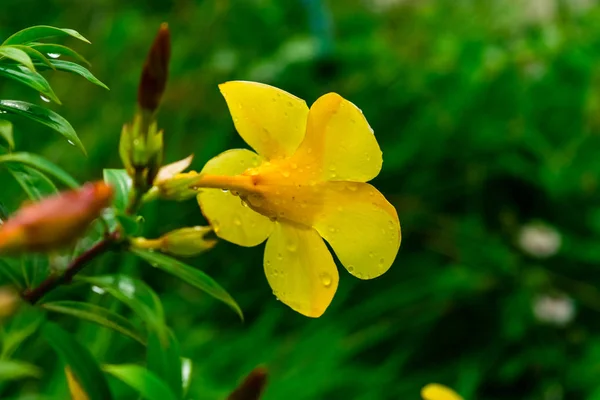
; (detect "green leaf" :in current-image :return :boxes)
[29,43,89,65]
[7,164,58,200]
[0,120,14,150]
[0,259,25,289]
[7,45,54,69]
[78,275,167,341]
[103,364,177,400]
[34,59,108,90]
[147,331,183,399]
[1,307,44,359]
[3,26,90,45]
[41,300,145,345]
[41,322,113,400]
[115,213,143,236]
[0,152,79,188]
[0,45,35,71]
[0,64,61,104]
[131,249,243,320]
[0,360,41,381]
[103,169,132,210]
[0,100,85,154]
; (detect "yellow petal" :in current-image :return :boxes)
[219,81,309,160]
[293,92,382,182]
[313,182,400,279]
[421,384,464,400]
[264,222,338,317]
[197,149,273,247]
[155,154,194,183]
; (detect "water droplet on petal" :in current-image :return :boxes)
[369,252,374,258]
[40,94,51,103]
[356,272,363,279]
[329,226,336,233]
[348,265,355,272]
[221,189,229,193]
[379,258,385,267]
[233,216,242,226]
[282,170,290,178]
[240,199,249,208]
[212,220,221,233]
[277,253,283,260]
[320,273,332,288]
[286,241,297,252]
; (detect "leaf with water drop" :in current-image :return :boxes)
[131,248,243,320]
[7,45,54,69]
[3,25,90,45]
[77,275,167,341]
[34,60,108,90]
[0,45,36,72]
[29,43,90,65]
[0,64,61,104]
[41,301,145,344]
[0,101,86,154]
[0,152,79,188]
[0,119,14,150]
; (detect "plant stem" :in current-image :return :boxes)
[22,232,119,305]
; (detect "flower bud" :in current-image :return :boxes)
[155,171,201,201]
[65,366,89,400]
[0,182,113,255]
[138,23,171,113]
[131,226,216,257]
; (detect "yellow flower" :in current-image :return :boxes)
[421,384,464,400]
[194,81,401,317]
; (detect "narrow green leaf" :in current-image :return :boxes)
[0,360,42,381]
[41,301,145,345]
[103,364,177,400]
[41,322,113,400]
[0,259,25,289]
[131,249,243,320]
[7,45,54,69]
[77,275,167,341]
[29,43,90,66]
[7,164,58,200]
[147,331,183,399]
[3,26,90,45]
[0,45,35,71]
[0,152,79,188]
[0,120,14,150]
[103,169,132,210]
[1,307,44,359]
[0,102,86,154]
[0,64,61,104]
[34,59,108,90]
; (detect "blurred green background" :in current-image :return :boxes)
[3,0,600,398]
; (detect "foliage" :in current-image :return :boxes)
[1,1,600,399]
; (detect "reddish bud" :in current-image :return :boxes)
[0,182,114,255]
[227,367,268,400]
[138,23,171,112]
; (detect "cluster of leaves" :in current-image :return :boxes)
[0,25,254,400]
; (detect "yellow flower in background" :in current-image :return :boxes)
[194,81,401,317]
[421,384,464,400]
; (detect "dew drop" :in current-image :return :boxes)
[356,272,363,279]
[233,216,242,226]
[369,252,374,258]
[282,170,290,178]
[348,265,355,272]
[47,53,61,59]
[320,273,332,288]
[67,140,75,146]
[221,189,229,193]
[40,94,51,103]
[329,226,336,233]
[240,199,249,208]
[212,220,221,233]
[277,252,283,261]
[230,190,239,197]
[379,258,385,267]
[287,241,297,252]
[329,172,337,179]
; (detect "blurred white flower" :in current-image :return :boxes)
[518,223,562,258]
[532,294,575,326]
